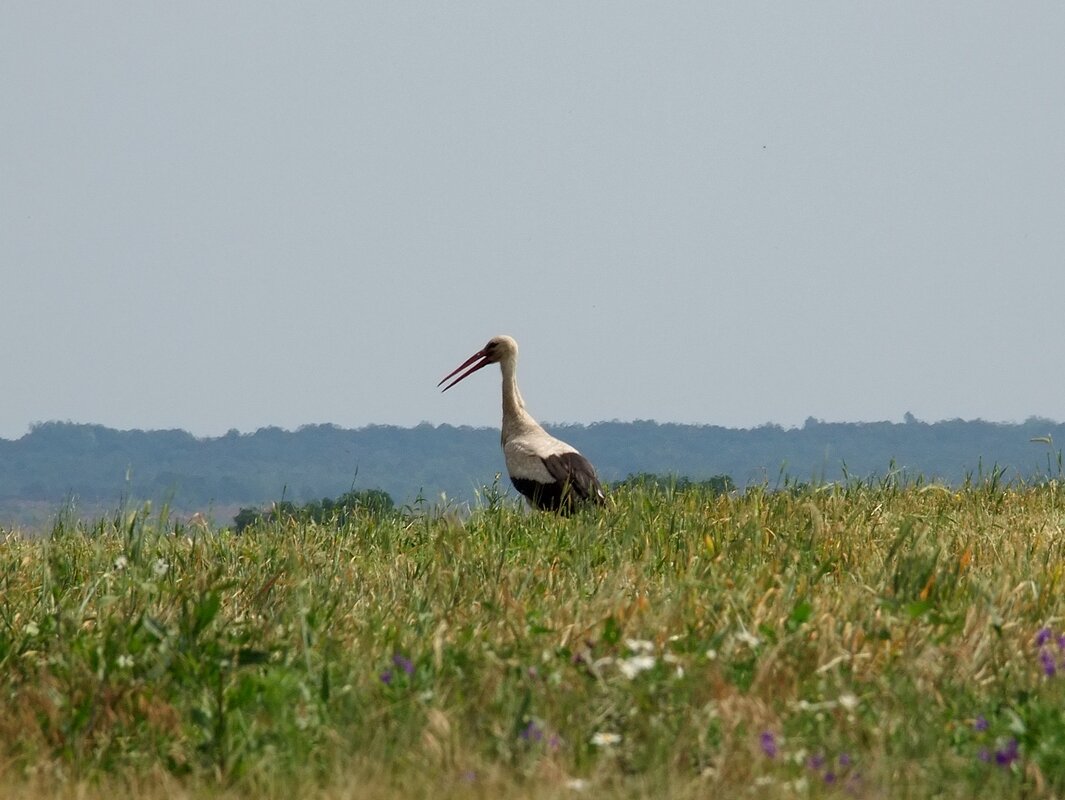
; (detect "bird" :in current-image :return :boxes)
[439,335,605,513]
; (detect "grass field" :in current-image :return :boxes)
[1,477,1064,798]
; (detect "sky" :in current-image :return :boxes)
[3,3,1064,441]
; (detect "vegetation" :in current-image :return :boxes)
[2,418,1064,528]
[1,478,1063,798]
[232,489,396,533]
[611,472,735,495]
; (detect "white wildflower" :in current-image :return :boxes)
[117,654,134,669]
[566,778,589,792]
[705,648,718,660]
[114,555,128,571]
[625,638,655,653]
[838,692,859,711]
[617,654,656,679]
[590,731,622,747]
[152,558,169,577]
[23,621,39,637]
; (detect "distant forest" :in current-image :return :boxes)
[1,417,1063,528]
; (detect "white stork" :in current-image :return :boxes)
[439,335,606,513]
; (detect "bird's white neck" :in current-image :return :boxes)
[500,357,540,440]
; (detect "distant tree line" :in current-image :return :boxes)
[1,417,1062,527]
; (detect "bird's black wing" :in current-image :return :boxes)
[541,452,606,510]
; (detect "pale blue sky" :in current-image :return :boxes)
[3,3,1063,440]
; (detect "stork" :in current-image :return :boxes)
[439,335,606,513]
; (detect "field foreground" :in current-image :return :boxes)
[1,480,1064,799]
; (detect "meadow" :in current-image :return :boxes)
[1,476,1063,799]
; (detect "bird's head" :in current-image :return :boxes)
[438,335,518,392]
[481,335,518,363]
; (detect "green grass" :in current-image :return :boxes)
[1,479,1064,798]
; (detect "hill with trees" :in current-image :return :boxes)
[1,416,1062,528]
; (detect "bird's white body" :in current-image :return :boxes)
[503,426,579,484]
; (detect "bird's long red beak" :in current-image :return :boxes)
[438,349,491,392]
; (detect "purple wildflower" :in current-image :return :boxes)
[807,753,826,771]
[1035,627,1052,647]
[973,715,989,732]
[520,720,544,743]
[379,668,393,685]
[978,747,991,763]
[1040,648,1057,677]
[839,752,852,767]
[994,738,1019,767]
[759,731,778,758]
[824,772,836,784]
[392,653,415,676]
